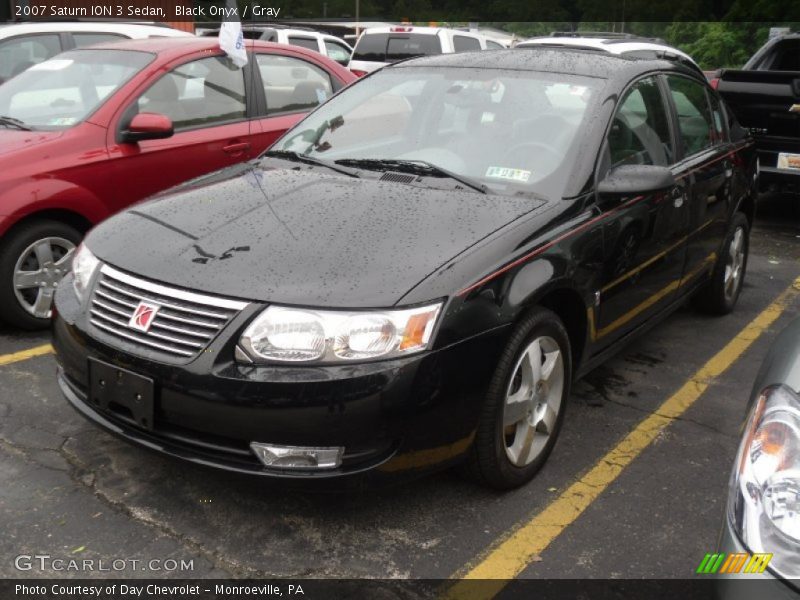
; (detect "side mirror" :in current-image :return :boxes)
[121,113,174,143]
[597,164,676,197]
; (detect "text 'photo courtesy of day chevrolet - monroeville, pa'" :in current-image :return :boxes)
[1,0,800,599]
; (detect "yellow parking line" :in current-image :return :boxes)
[0,344,54,367]
[445,277,800,598]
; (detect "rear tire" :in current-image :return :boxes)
[693,212,749,315]
[0,220,81,330]
[465,307,572,490]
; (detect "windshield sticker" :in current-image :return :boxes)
[315,88,328,103]
[30,59,74,71]
[485,167,531,182]
[48,117,77,126]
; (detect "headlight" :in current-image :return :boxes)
[728,384,800,578]
[71,243,100,302]
[239,302,442,363]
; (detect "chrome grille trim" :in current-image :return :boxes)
[91,319,196,357]
[88,264,249,360]
[90,310,205,348]
[99,279,231,320]
[103,264,247,310]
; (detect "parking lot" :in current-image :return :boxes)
[1,193,799,584]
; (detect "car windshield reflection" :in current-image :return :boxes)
[0,49,154,130]
[274,67,601,198]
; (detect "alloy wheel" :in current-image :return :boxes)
[13,237,75,319]
[502,335,565,467]
[724,226,746,302]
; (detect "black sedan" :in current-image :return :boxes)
[53,48,757,489]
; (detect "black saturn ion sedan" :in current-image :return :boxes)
[53,48,757,489]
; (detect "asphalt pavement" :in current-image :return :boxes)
[1,193,799,583]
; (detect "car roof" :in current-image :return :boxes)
[76,37,353,77]
[390,47,706,87]
[361,26,487,39]
[0,22,190,38]
[517,37,698,67]
[391,46,638,77]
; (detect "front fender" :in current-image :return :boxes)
[0,179,109,236]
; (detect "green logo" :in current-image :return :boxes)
[696,552,772,574]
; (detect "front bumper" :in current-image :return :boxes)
[53,275,508,484]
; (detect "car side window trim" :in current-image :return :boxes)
[594,72,676,187]
[705,87,730,146]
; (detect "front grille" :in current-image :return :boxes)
[89,264,249,360]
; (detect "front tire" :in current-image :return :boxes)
[0,220,81,330]
[466,307,572,490]
[693,212,749,315]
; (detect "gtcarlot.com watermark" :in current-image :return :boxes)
[14,554,194,572]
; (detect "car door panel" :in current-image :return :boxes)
[665,75,731,287]
[106,53,252,207]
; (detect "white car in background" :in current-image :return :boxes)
[347,26,502,76]
[200,26,353,67]
[515,34,702,76]
[0,22,191,84]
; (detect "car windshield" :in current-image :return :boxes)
[273,67,601,199]
[0,49,154,131]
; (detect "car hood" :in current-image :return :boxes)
[0,128,64,157]
[87,163,545,307]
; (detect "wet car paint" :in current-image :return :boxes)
[53,49,757,481]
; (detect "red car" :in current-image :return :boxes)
[0,37,354,329]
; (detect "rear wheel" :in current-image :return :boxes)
[693,212,749,315]
[466,307,571,489]
[0,220,81,330]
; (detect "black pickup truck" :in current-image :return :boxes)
[717,32,800,193]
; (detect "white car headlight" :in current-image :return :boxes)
[239,303,442,364]
[728,384,800,578]
[71,243,100,302]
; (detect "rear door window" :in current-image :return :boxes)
[453,35,481,52]
[666,75,715,157]
[351,33,389,62]
[385,35,442,61]
[71,33,127,48]
[288,36,320,52]
[256,54,333,115]
[324,40,351,65]
[707,90,727,144]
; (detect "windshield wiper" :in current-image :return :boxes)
[263,150,359,178]
[0,115,32,131]
[334,158,488,194]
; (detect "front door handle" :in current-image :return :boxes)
[223,142,251,156]
[671,188,685,208]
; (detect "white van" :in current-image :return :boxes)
[200,26,353,67]
[0,22,190,83]
[347,26,500,76]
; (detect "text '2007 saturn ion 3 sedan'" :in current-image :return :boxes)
[53,48,757,489]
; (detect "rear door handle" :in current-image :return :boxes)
[223,142,251,156]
